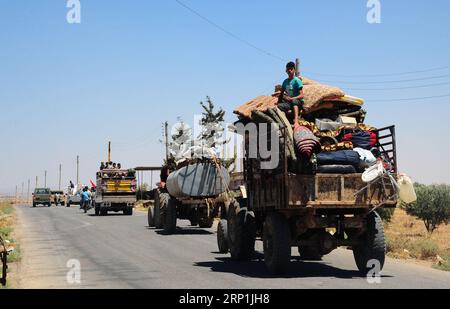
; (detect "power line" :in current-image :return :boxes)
[174,1,450,81]
[343,81,450,91]
[367,93,450,102]
[315,74,450,85]
[305,65,450,78]
[174,0,287,62]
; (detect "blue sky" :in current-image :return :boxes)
[1,0,450,194]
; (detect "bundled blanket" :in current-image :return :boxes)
[293,125,320,158]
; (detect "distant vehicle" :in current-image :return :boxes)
[67,187,82,207]
[50,190,66,206]
[32,188,52,207]
[94,168,136,216]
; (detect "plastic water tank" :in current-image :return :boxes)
[166,163,230,198]
[398,174,417,204]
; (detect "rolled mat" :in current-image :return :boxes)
[294,126,320,158]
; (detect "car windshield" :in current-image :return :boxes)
[36,189,50,194]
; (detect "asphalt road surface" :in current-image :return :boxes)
[14,205,450,289]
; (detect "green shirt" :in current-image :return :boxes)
[282,77,304,102]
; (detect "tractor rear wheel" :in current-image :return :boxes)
[352,211,386,275]
[217,219,229,253]
[228,202,256,261]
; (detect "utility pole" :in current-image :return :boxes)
[21,182,24,202]
[35,176,38,189]
[59,164,62,190]
[27,179,30,205]
[76,155,79,186]
[164,121,169,161]
[108,141,111,163]
[44,170,47,187]
[15,185,17,204]
[295,58,301,77]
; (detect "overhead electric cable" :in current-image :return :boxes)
[174,1,450,80]
[343,81,450,91]
[175,0,287,62]
[367,93,450,102]
[315,74,450,85]
[304,65,450,78]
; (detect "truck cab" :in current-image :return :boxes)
[94,168,137,216]
[32,188,52,207]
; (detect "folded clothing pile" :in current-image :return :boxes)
[315,127,379,174]
[342,129,377,150]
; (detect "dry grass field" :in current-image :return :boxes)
[385,208,450,271]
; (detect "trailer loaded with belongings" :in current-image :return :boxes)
[223,74,406,276]
[234,77,397,179]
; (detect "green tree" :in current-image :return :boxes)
[403,183,450,234]
[199,97,236,169]
[164,97,236,170]
[199,96,226,149]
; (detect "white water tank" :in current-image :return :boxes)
[166,163,230,198]
[398,174,417,204]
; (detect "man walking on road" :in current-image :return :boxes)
[81,186,91,213]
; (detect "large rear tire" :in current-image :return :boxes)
[263,212,291,275]
[154,191,169,229]
[217,219,229,253]
[228,202,256,261]
[352,211,386,275]
[147,205,155,227]
[162,197,177,234]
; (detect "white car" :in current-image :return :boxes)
[66,186,82,207]
[67,192,81,207]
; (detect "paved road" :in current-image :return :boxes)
[14,204,450,289]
